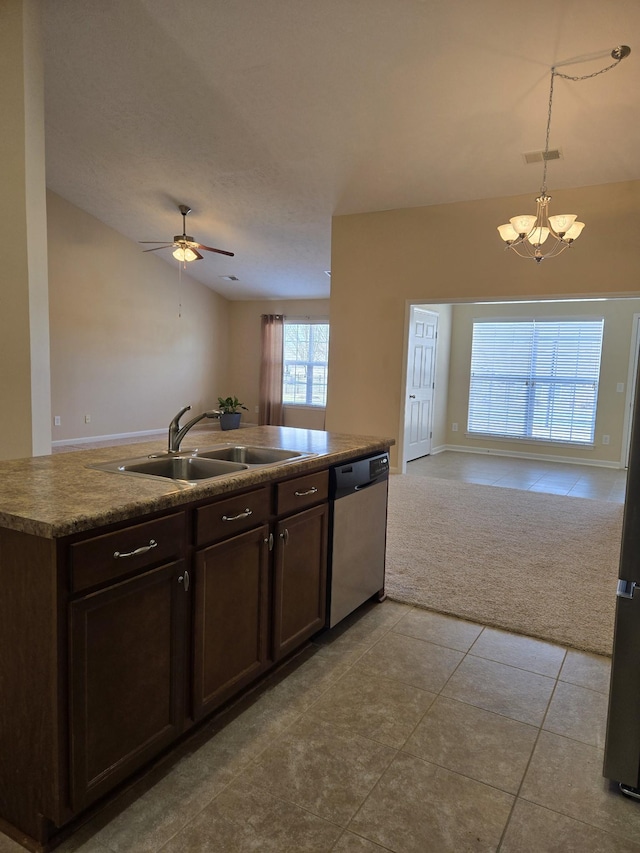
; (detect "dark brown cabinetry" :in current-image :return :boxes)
[273,503,328,660]
[193,524,270,719]
[0,451,376,851]
[67,511,188,811]
[68,559,187,811]
[272,470,329,660]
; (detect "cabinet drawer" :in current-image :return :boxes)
[195,487,270,546]
[276,469,329,516]
[70,513,186,593]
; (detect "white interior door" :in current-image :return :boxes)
[404,307,437,462]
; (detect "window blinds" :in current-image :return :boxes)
[467,319,604,444]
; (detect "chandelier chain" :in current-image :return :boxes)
[553,54,627,82]
[541,51,627,195]
[541,72,555,193]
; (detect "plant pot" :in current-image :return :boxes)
[220,412,242,431]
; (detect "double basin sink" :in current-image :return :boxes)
[89,445,315,485]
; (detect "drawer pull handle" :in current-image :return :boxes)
[294,487,318,497]
[222,508,253,522]
[113,539,158,559]
[178,570,190,591]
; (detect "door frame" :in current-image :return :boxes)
[622,313,640,468]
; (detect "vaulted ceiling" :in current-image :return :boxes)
[43,0,640,300]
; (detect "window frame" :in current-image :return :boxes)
[466,317,605,447]
[282,318,330,408]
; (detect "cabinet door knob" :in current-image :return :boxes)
[279,528,289,545]
[113,539,158,559]
[178,570,190,591]
[264,532,274,551]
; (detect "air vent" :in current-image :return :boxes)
[523,148,563,165]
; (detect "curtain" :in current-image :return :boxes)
[259,314,284,425]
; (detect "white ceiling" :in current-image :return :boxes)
[43,0,640,301]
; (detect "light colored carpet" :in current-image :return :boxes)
[385,474,624,655]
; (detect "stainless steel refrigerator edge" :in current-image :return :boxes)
[604,358,640,792]
[327,452,389,628]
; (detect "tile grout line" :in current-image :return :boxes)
[495,647,568,852]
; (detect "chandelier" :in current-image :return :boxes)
[498,45,631,263]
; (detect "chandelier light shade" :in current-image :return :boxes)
[498,45,630,263]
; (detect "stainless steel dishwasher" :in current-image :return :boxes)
[327,451,390,628]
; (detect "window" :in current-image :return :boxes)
[282,320,330,406]
[467,319,604,445]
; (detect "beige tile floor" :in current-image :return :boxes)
[1,601,635,853]
[407,451,628,503]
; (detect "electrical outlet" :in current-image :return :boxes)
[54,416,61,426]
[254,406,259,414]
[603,434,610,445]
[617,382,625,393]
[452,423,458,432]
[84,414,91,424]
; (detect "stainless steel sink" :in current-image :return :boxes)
[89,444,315,484]
[89,454,249,484]
[193,445,310,465]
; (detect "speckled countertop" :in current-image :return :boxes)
[0,427,393,539]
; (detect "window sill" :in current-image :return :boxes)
[283,404,326,410]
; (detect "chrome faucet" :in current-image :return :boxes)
[168,405,221,453]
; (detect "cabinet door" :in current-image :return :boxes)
[273,503,328,661]
[193,524,270,719]
[68,560,187,811]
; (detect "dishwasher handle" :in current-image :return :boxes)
[354,478,382,491]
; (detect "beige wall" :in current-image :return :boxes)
[227,299,330,430]
[327,180,640,466]
[446,299,640,465]
[0,0,51,460]
[48,191,230,441]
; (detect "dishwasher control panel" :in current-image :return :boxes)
[369,454,389,479]
[331,451,390,499]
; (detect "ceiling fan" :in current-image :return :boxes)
[139,204,234,262]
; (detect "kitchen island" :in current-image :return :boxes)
[0,426,392,851]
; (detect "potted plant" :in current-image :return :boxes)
[217,396,248,431]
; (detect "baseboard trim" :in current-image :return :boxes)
[432,444,624,470]
[51,428,167,447]
[51,420,262,448]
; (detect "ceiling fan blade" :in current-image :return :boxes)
[142,245,173,253]
[194,243,235,257]
[192,249,204,261]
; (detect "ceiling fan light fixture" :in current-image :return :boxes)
[140,204,235,262]
[173,246,199,262]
